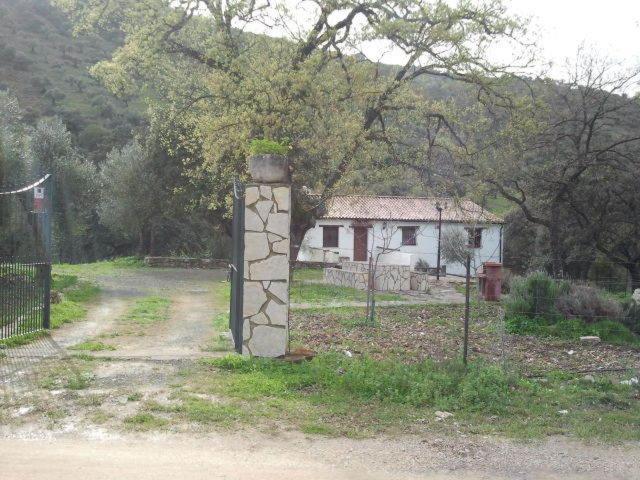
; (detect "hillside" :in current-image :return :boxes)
[0,0,143,161]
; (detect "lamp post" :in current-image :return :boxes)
[436,202,443,281]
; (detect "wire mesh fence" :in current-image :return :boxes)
[288,255,639,377]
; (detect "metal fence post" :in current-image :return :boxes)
[42,263,51,329]
[463,253,471,366]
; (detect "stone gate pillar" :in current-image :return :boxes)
[242,154,291,357]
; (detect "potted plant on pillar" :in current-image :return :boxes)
[247,139,290,183]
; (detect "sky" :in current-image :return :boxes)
[239,0,640,89]
[506,0,640,79]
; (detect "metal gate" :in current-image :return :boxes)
[0,175,52,339]
[228,179,244,353]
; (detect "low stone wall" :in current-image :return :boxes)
[410,271,430,292]
[325,261,411,291]
[373,264,410,291]
[324,267,368,290]
[144,257,228,269]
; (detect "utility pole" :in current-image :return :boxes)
[436,202,443,281]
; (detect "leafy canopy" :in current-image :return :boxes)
[55,0,528,238]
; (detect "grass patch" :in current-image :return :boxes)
[194,353,640,440]
[124,413,168,431]
[292,268,324,282]
[0,330,48,348]
[50,274,100,329]
[290,281,403,305]
[69,341,116,352]
[89,410,113,424]
[121,296,171,324]
[202,313,233,352]
[53,257,144,278]
[181,396,245,425]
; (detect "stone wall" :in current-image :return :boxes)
[373,264,410,291]
[341,261,410,291]
[324,267,368,290]
[325,261,411,291]
[144,257,228,269]
[410,271,430,292]
[242,183,291,357]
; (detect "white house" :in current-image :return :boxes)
[297,195,504,276]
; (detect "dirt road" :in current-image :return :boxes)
[1,431,639,480]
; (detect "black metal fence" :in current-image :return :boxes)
[0,258,51,339]
[228,180,245,353]
[0,175,52,340]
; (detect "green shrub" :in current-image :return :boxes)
[555,284,623,324]
[505,271,566,321]
[414,259,429,272]
[248,138,289,156]
[547,318,592,339]
[506,314,639,346]
[590,320,639,345]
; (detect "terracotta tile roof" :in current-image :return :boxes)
[320,195,504,224]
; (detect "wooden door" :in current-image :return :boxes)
[353,227,368,261]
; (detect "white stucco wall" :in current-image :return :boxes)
[297,220,504,277]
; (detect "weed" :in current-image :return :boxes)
[197,353,640,440]
[89,410,112,424]
[69,341,116,352]
[124,413,168,430]
[181,396,244,425]
[127,392,143,402]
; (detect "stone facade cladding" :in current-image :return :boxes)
[241,183,291,357]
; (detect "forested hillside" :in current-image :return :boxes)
[0,0,142,162]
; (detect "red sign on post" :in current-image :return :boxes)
[33,187,45,213]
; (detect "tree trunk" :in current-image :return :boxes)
[548,203,564,278]
[628,263,640,291]
[137,228,151,256]
[290,219,313,265]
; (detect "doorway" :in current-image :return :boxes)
[353,226,368,261]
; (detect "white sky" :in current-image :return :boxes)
[506,0,640,79]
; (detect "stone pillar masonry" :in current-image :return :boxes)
[242,154,291,357]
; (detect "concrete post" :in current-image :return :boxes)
[241,154,291,357]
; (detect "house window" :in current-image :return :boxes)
[466,228,483,248]
[322,226,339,248]
[401,226,417,246]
